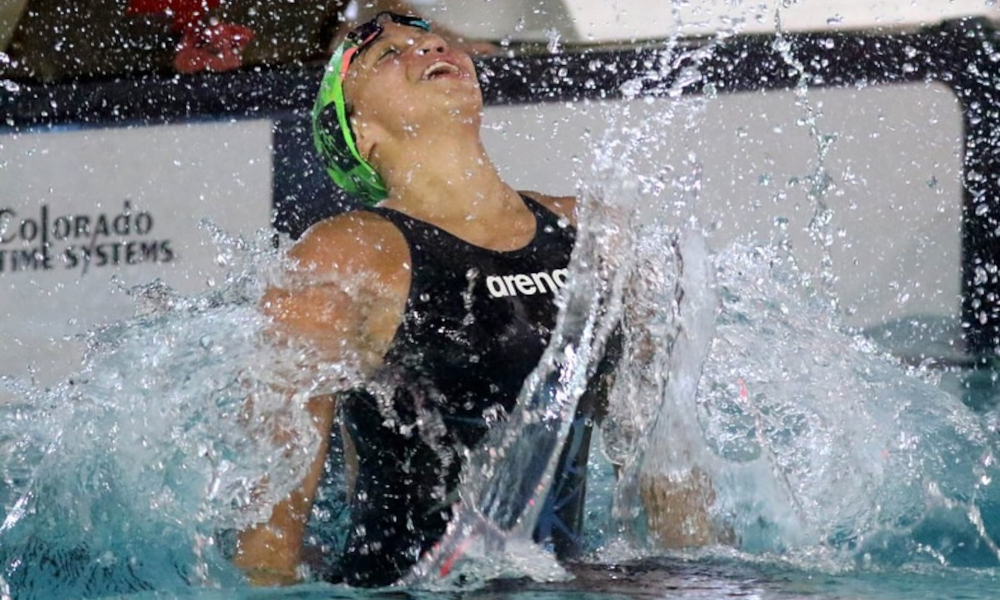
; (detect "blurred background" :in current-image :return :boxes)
[0,0,995,81]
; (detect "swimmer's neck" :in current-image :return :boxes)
[375,133,525,224]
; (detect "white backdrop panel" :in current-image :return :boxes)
[482,82,964,329]
[0,119,273,395]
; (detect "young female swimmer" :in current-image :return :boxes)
[234,12,713,587]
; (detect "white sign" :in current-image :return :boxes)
[425,0,998,43]
[483,82,964,330]
[563,0,999,40]
[0,119,274,395]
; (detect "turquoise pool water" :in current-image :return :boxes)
[2,222,998,600]
[48,556,1000,600]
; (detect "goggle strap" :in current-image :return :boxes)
[342,28,382,74]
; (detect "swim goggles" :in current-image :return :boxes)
[313,12,432,205]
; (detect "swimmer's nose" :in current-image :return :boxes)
[414,33,448,56]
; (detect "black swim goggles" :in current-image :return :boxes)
[340,11,432,71]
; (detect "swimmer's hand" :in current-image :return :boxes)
[234,522,304,587]
[234,526,302,587]
[640,467,732,547]
[241,566,300,587]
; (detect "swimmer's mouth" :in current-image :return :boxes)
[422,61,463,80]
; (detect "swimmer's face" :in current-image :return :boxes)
[343,22,482,145]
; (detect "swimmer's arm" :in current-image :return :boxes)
[530,192,720,545]
[621,326,720,547]
[259,214,409,369]
[235,215,408,585]
[233,234,358,584]
[234,395,337,585]
[640,468,723,547]
[629,230,725,548]
[233,248,355,583]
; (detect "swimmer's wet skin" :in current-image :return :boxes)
[234,11,707,587]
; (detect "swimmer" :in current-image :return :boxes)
[233,11,708,587]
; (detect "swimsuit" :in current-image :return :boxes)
[333,195,611,586]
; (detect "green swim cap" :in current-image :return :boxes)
[312,12,431,206]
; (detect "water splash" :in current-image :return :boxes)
[577,202,1000,572]
[557,23,1000,576]
[404,160,641,590]
[695,242,998,560]
[0,228,366,599]
[771,13,840,307]
[2,19,1000,600]
[0,53,18,95]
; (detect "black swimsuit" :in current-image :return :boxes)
[335,196,609,586]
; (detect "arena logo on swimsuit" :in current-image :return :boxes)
[485,268,569,298]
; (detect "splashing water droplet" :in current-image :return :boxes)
[543,27,562,55]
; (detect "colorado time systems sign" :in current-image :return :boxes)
[0,119,274,397]
[0,201,175,273]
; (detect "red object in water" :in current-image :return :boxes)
[126,0,255,73]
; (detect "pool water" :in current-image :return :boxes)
[66,556,998,600]
[2,216,998,600]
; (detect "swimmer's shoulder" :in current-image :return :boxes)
[265,211,409,368]
[290,210,411,281]
[521,191,578,227]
